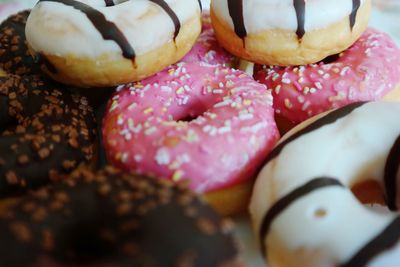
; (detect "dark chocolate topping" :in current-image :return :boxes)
[0,167,242,267]
[340,216,400,267]
[104,0,114,7]
[39,0,136,59]
[293,0,306,39]
[259,102,366,173]
[259,178,344,257]
[227,0,247,39]
[198,0,203,11]
[0,74,96,197]
[384,135,400,211]
[149,0,181,40]
[350,0,361,30]
[0,11,42,75]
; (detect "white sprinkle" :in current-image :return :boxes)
[145,127,157,135]
[213,89,224,94]
[134,155,143,162]
[315,82,323,90]
[275,85,281,94]
[282,78,291,84]
[161,86,172,93]
[218,126,231,134]
[155,148,171,165]
[239,113,254,120]
[128,103,137,111]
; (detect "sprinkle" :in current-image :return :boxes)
[239,113,254,120]
[284,98,293,109]
[309,88,317,94]
[176,87,185,94]
[282,78,291,84]
[212,89,224,94]
[143,107,153,114]
[145,127,157,135]
[218,126,231,134]
[172,170,184,182]
[134,155,143,162]
[243,99,252,106]
[315,82,323,90]
[274,85,281,94]
[128,103,137,110]
[161,86,172,93]
[155,148,170,165]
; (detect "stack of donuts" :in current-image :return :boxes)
[1,0,400,266]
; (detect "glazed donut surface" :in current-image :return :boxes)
[211,0,371,65]
[25,0,202,87]
[250,102,400,267]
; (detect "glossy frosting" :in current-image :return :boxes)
[103,63,279,193]
[25,0,201,59]
[250,102,400,267]
[212,0,366,38]
[254,28,400,123]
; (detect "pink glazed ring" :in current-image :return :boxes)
[103,62,279,215]
[254,28,400,132]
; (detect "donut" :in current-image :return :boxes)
[210,0,372,66]
[25,0,202,87]
[180,13,235,66]
[0,166,243,267]
[103,63,279,215]
[0,73,96,197]
[0,11,43,76]
[250,101,400,267]
[252,28,400,132]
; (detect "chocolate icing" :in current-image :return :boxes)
[340,216,400,267]
[0,11,42,75]
[258,178,344,257]
[350,0,361,30]
[293,0,306,39]
[0,74,96,198]
[227,0,362,40]
[0,167,242,267]
[39,0,183,59]
[227,0,247,39]
[384,135,400,211]
[259,102,366,173]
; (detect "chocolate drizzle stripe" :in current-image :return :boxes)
[259,178,344,257]
[350,0,361,30]
[39,0,135,59]
[149,0,181,39]
[198,0,202,11]
[384,135,400,211]
[227,0,247,39]
[104,0,114,7]
[340,216,400,267]
[259,102,366,172]
[293,0,306,39]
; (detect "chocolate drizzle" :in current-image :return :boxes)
[227,0,247,39]
[149,0,181,39]
[384,135,400,211]
[340,216,400,267]
[293,0,306,39]
[259,102,366,172]
[259,178,344,257]
[39,0,135,59]
[198,0,202,11]
[350,0,361,30]
[104,0,114,7]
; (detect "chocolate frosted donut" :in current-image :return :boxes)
[0,73,96,197]
[0,11,42,75]
[0,167,242,267]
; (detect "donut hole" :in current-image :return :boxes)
[351,180,386,206]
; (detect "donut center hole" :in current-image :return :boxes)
[351,180,386,206]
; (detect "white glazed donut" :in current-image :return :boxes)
[250,101,400,267]
[25,0,202,87]
[210,0,371,66]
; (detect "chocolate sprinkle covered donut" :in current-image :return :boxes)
[0,11,43,75]
[0,167,243,267]
[0,73,96,197]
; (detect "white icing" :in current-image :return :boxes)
[249,102,400,266]
[25,0,200,58]
[211,0,367,34]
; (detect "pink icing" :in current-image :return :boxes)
[103,63,279,193]
[254,28,400,123]
[180,13,235,66]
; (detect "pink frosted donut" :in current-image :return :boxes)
[254,28,400,125]
[103,62,279,215]
[180,13,235,66]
